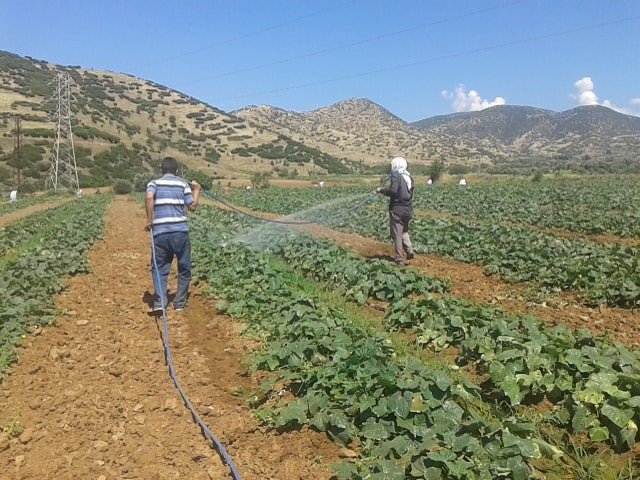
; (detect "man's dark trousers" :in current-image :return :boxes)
[151,231,191,309]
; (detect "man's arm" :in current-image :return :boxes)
[187,180,201,212]
[145,191,155,231]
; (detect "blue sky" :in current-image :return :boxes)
[1,0,639,121]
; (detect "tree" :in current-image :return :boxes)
[427,158,446,183]
[250,172,271,189]
[531,170,544,183]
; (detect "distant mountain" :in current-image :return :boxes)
[238,100,640,171]
[412,105,556,141]
[411,104,640,162]
[0,51,356,189]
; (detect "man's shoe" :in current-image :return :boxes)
[395,259,405,267]
[173,303,187,312]
[406,251,415,260]
[149,305,164,314]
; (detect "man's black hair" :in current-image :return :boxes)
[161,157,179,174]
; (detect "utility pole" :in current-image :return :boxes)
[47,72,79,192]
[13,115,22,187]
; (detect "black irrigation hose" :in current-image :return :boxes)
[150,232,242,480]
[199,176,389,226]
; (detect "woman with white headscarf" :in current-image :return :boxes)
[376,156,415,266]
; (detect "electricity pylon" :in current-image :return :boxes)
[13,115,22,186]
[47,72,79,192]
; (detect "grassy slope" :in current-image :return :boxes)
[0,51,356,188]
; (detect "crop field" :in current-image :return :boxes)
[0,177,639,479]
[226,177,640,308]
[0,193,60,217]
[187,200,640,479]
[0,196,108,375]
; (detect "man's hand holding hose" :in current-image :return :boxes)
[188,180,201,212]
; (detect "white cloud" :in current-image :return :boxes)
[600,99,634,115]
[573,77,599,106]
[602,99,626,113]
[571,77,639,116]
[441,85,506,112]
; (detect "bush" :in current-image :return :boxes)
[0,165,10,183]
[113,179,133,194]
[181,167,212,190]
[531,170,544,183]
[18,179,39,195]
[427,158,446,183]
[204,147,220,163]
[133,173,154,192]
[448,163,471,175]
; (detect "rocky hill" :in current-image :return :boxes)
[237,100,640,173]
[0,51,356,190]
[236,99,464,167]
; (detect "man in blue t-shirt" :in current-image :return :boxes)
[146,157,201,312]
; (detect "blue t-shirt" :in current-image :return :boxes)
[146,175,194,236]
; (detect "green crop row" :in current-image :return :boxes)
[225,185,369,216]
[0,196,110,379]
[197,206,640,453]
[191,210,557,479]
[205,207,447,303]
[0,201,79,257]
[385,297,640,451]
[326,203,640,308]
[412,178,640,238]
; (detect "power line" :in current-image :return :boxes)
[173,0,525,87]
[134,0,358,70]
[210,15,640,104]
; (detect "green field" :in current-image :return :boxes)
[1,176,638,479]
[225,177,640,308]
[190,196,640,479]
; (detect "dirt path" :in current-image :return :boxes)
[0,198,74,228]
[0,197,340,479]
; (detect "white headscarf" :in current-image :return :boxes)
[391,157,412,189]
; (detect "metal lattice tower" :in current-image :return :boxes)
[13,115,22,186]
[47,72,79,192]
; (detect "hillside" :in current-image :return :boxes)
[235,99,479,168]
[2,49,638,190]
[0,51,356,190]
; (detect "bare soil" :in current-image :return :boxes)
[0,197,340,479]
